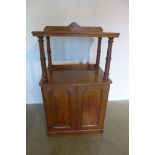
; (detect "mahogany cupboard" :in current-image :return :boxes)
[32,22,120,136]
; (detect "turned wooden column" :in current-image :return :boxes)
[46,36,52,67]
[96,37,102,69]
[103,37,114,80]
[38,36,48,82]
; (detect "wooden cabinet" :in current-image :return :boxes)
[32,22,119,136]
[42,84,110,135]
[41,79,111,136]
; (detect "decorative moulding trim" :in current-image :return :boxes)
[26,91,129,104]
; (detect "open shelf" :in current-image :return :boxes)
[40,68,112,85]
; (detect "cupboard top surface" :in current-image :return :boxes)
[40,68,112,85]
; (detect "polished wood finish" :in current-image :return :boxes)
[38,36,48,82]
[103,37,114,80]
[32,31,119,38]
[44,22,103,35]
[41,68,112,85]
[32,22,119,136]
[77,84,110,130]
[41,85,77,131]
[32,22,119,38]
[46,36,52,67]
[48,64,96,71]
[40,68,110,136]
[48,129,103,136]
[96,37,102,68]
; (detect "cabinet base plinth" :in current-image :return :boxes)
[47,129,104,136]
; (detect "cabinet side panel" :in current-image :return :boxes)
[98,84,110,128]
[41,86,53,130]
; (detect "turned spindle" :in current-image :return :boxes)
[46,36,52,67]
[38,36,48,82]
[96,37,102,69]
[103,37,114,80]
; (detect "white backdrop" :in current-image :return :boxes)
[26,0,129,103]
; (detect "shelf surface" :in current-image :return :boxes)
[40,68,112,85]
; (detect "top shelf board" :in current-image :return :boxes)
[32,22,120,38]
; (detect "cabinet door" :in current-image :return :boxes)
[77,84,110,130]
[42,85,77,131]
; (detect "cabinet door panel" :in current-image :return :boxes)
[42,85,77,131]
[52,90,70,127]
[77,84,110,130]
[82,89,101,127]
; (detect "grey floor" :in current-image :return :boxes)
[26,100,129,155]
